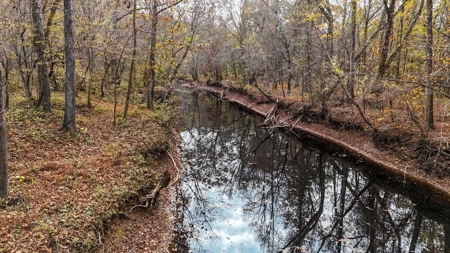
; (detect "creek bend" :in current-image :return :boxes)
[172,90,450,253]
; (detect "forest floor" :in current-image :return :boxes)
[191,80,450,201]
[0,91,180,252]
[2,81,449,252]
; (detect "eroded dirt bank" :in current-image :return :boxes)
[187,82,450,207]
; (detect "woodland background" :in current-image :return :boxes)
[0,0,448,184]
[0,0,449,131]
[0,0,450,251]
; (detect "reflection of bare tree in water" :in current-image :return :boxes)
[278,150,326,252]
[174,91,450,253]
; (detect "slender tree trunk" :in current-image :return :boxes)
[425,0,434,131]
[361,0,372,66]
[87,48,93,108]
[22,72,32,100]
[395,15,404,79]
[0,63,8,198]
[336,167,348,253]
[367,188,377,253]
[100,58,110,98]
[44,0,61,92]
[18,31,33,99]
[408,212,423,252]
[62,0,76,132]
[319,3,333,115]
[325,5,334,57]
[378,0,396,79]
[147,0,159,110]
[124,0,137,118]
[31,0,51,112]
[445,224,450,253]
[305,22,313,104]
[348,0,357,101]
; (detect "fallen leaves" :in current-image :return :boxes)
[0,92,178,252]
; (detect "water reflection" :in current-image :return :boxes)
[173,91,450,253]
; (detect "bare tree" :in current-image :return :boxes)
[31,0,51,112]
[425,0,434,131]
[62,0,76,132]
[347,0,357,100]
[124,0,137,119]
[0,62,8,198]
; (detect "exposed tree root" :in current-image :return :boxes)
[127,171,171,214]
[167,151,181,187]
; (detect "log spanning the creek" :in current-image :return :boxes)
[127,171,171,213]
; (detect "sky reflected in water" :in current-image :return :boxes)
[172,91,450,253]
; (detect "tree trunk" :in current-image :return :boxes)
[408,212,423,252]
[100,58,110,98]
[348,0,357,101]
[124,0,137,118]
[87,48,93,108]
[31,0,51,112]
[377,0,396,79]
[335,167,348,253]
[0,63,8,198]
[21,72,32,100]
[147,0,158,110]
[367,187,377,253]
[445,223,450,253]
[62,0,76,132]
[17,28,33,99]
[425,0,434,131]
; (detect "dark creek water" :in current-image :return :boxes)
[172,90,450,253]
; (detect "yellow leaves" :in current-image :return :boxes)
[304,12,321,22]
[11,175,26,183]
[330,57,344,77]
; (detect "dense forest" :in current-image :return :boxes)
[0,0,448,117]
[1,0,449,158]
[0,0,450,251]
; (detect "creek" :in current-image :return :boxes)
[172,90,450,253]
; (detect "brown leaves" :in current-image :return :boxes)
[1,92,176,252]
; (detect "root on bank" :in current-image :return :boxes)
[127,171,171,213]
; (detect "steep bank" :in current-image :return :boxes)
[187,82,450,204]
[0,92,179,252]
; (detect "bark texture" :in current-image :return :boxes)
[425,0,434,131]
[147,0,159,110]
[62,0,76,132]
[124,0,137,118]
[0,63,8,198]
[31,0,51,112]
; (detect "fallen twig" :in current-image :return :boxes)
[290,116,302,130]
[167,151,180,187]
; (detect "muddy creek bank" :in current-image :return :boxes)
[172,89,450,252]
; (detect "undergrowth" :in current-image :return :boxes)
[0,91,177,252]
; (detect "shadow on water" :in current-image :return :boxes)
[171,90,450,253]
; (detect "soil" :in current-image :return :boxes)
[3,84,448,252]
[187,82,450,201]
[92,157,178,253]
[90,81,450,252]
[99,80,450,252]
[0,92,180,252]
